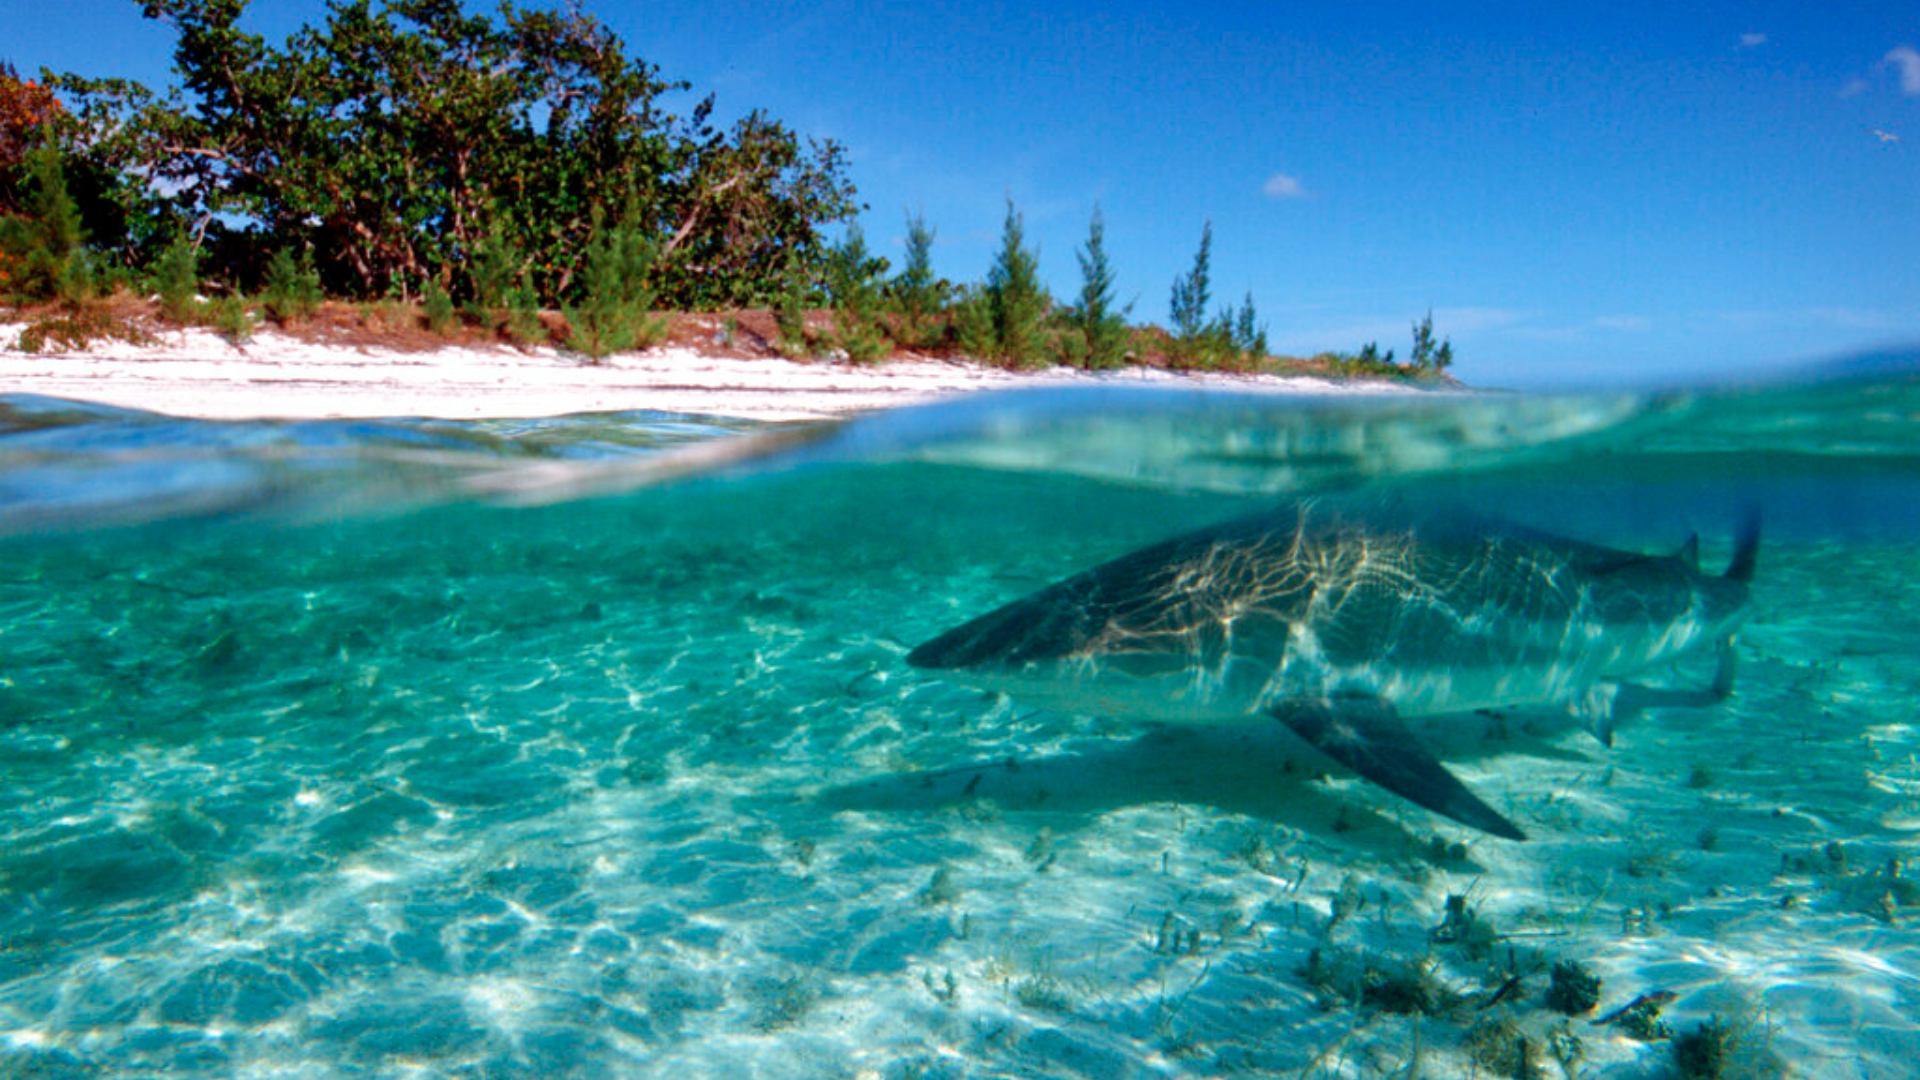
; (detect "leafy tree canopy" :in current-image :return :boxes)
[42,0,859,307]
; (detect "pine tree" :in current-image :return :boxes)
[1410,310,1436,369]
[889,212,945,349]
[262,248,323,326]
[1233,291,1267,361]
[0,145,88,301]
[986,198,1047,368]
[828,224,889,362]
[1075,205,1130,369]
[563,212,666,361]
[1169,220,1212,343]
[774,256,811,358]
[505,272,545,345]
[423,278,456,335]
[463,222,520,324]
[152,235,201,322]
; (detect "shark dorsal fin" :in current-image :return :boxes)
[1675,534,1700,570]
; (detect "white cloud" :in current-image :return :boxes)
[1889,45,1920,95]
[1261,172,1307,199]
[1839,77,1869,99]
[1739,32,1767,48]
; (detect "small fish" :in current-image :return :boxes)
[1592,989,1677,1027]
[1478,971,1527,1010]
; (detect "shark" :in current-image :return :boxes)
[907,501,1760,840]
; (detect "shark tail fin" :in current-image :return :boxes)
[1724,507,1761,584]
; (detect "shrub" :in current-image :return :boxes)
[1050,323,1090,368]
[422,278,456,335]
[774,257,811,358]
[261,248,322,326]
[950,284,995,360]
[151,236,201,322]
[562,215,665,361]
[14,304,147,353]
[463,223,519,326]
[212,294,253,345]
[505,275,544,345]
[827,224,889,363]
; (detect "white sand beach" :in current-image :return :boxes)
[0,322,1416,421]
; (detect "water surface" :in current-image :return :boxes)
[2,366,1917,1077]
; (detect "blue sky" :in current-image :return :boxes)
[10,1,1918,386]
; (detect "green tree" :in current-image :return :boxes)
[950,283,995,360]
[1073,204,1129,369]
[463,221,521,324]
[1169,219,1212,343]
[1232,291,1267,361]
[563,212,665,360]
[1410,310,1452,373]
[887,211,945,349]
[0,145,88,301]
[47,0,857,307]
[151,234,201,321]
[262,247,322,326]
[827,224,888,362]
[985,198,1047,368]
[774,254,811,357]
[505,273,545,345]
[422,278,456,334]
[1358,341,1395,367]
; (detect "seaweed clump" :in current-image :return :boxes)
[1545,959,1602,1016]
[1672,1016,1734,1078]
[1429,892,1498,959]
[1300,946,1456,1016]
[1463,1013,1537,1078]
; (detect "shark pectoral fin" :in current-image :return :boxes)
[1268,696,1527,841]
[1603,641,1740,736]
[1578,684,1620,747]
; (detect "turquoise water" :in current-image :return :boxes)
[2,365,1917,1078]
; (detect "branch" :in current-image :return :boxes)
[661,172,743,255]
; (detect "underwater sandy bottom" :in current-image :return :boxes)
[0,466,1915,1078]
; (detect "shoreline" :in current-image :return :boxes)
[0,322,1424,422]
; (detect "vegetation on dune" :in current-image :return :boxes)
[11,0,854,311]
[0,10,1460,378]
[825,223,889,362]
[886,211,946,351]
[561,212,667,361]
[1066,204,1129,369]
[983,199,1049,369]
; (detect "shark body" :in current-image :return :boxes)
[908,502,1760,839]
